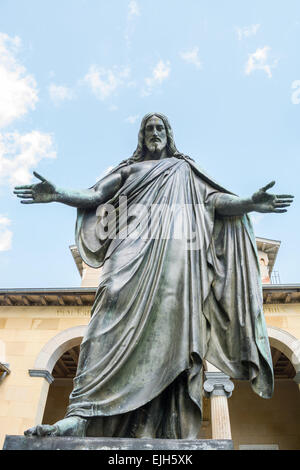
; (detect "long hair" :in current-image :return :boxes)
[121,112,193,165]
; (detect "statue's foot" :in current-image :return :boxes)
[24,416,87,437]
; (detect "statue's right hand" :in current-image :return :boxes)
[13,171,58,204]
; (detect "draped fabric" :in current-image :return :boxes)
[65,157,273,434]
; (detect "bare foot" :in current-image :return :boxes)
[24,416,87,437]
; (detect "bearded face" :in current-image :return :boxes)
[144,116,167,154]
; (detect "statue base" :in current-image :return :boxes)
[3,435,233,450]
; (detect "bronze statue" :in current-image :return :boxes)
[14,113,293,438]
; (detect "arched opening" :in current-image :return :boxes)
[228,340,300,450]
[30,326,86,425]
[42,344,81,424]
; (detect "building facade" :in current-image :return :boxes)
[0,238,299,449]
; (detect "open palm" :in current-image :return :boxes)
[14,172,57,204]
[252,181,294,213]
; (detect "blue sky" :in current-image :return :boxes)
[0,0,299,287]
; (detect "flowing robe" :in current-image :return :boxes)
[65,156,273,436]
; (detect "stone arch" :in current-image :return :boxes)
[27,326,87,424]
[267,325,300,382]
[32,325,87,375]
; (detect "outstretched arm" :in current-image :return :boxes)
[215,181,294,217]
[14,169,129,209]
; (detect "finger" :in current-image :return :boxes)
[275,199,293,203]
[276,194,294,199]
[36,425,56,437]
[20,200,36,204]
[33,171,47,182]
[14,190,33,195]
[24,427,36,436]
[274,203,291,208]
[261,181,275,192]
[16,194,34,199]
[14,185,33,190]
[36,425,46,437]
[273,209,287,213]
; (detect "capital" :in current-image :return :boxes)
[203,371,234,398]
[29,368,54,384]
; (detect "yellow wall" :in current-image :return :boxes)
[264,303,300,338]
[229,379,300,450]
[0,305,90,448]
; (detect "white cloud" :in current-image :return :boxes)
[143,60,171,96]
[125,1,140,45]
[0,33,56,249]
[128,0,140,18]
[236,24,260,40]
[0,215,12,251]
[291,80,300,104]
[49,83,74,105]
[0,131,56,187]
[180,47,202,69]
[0,33,38,129]
[245,46,277,78]
[0,215,11,226]
[147,60,171,84]
[84,65,131,100]
[125,114,139,124]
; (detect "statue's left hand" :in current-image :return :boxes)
[252,181,294,213]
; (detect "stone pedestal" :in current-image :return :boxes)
[3,435,234,450]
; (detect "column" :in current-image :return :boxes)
[204,371,234,440]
